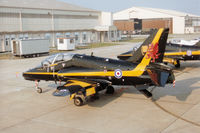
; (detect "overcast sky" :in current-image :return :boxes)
[61,0,200,16]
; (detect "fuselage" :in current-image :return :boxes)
[164,43,200,60]
[23,54,173,86]
[117,43,200,61]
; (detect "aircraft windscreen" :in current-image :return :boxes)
[41,53,75,67]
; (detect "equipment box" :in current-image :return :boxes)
[57,38,75,50]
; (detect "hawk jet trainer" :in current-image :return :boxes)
[23,28,175,106]
[118,35,200,68]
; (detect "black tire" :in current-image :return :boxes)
[164,62,168,65]
[105,86,115,94]
[174,60,180,68]
[37,87,42,93]
[90,93,100,100]
[74,97,83,106]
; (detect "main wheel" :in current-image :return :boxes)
[36,87,42,93]
[105,86,115,94]
[90,93,100,100]
[74,97,83,106]
[174,60,180,68]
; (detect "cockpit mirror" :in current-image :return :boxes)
[42,60,50,68]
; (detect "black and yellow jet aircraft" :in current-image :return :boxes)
[23,28,175,106]
[118,35,200,68]
[164,41,200,67]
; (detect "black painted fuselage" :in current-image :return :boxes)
[23,54,174,87]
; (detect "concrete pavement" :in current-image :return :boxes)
[0,43,200,133]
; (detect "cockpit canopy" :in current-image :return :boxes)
[41,53,75,67]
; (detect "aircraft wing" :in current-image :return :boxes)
[53,79,99,99]
[63,79,98,100]
[56,66,112,98]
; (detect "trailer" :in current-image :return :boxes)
[11,39,50,57]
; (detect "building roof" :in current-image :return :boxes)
[113,7,199,20]
[0,0,98,12]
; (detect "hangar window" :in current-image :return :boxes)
[6,40,8,46]
[56,33,61,38]
[45,33,51,39]
[111,31,114,38]
[117,31,120,37]
[70,39,74,43]
[83,34,86,41]
[24,34,28,39]
[65,33,70,37]
[75,35,78,41]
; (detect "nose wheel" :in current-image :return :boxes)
[36,87,42,93]
[35,80,42,93]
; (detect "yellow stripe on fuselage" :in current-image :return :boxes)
[24,72,58,75]
[164,51,200,56]
[121,51,200,57]
[58,28,164,77]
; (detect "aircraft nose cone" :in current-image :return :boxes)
[22,68,38,81]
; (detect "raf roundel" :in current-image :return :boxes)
[114,69,123,79]
[187,50,192,56]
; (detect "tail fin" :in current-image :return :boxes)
[126,28,169,63]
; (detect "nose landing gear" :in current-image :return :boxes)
[35,80,42,93]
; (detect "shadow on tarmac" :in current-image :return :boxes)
[38,61,200,107]
[88,76,200,107]
[153,77,200,101]
[87,88,124,107]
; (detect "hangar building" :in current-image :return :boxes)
[0,0,120,52]
[113,7,200,34]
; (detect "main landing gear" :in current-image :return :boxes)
[74,95,84,106]
[71,85,115,106]
[105,86,115,94]
[174,60,180,68]
[35,80,42,93]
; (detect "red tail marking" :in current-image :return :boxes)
[146,43,160,62]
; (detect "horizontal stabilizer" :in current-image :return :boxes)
[147,68,169,87]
